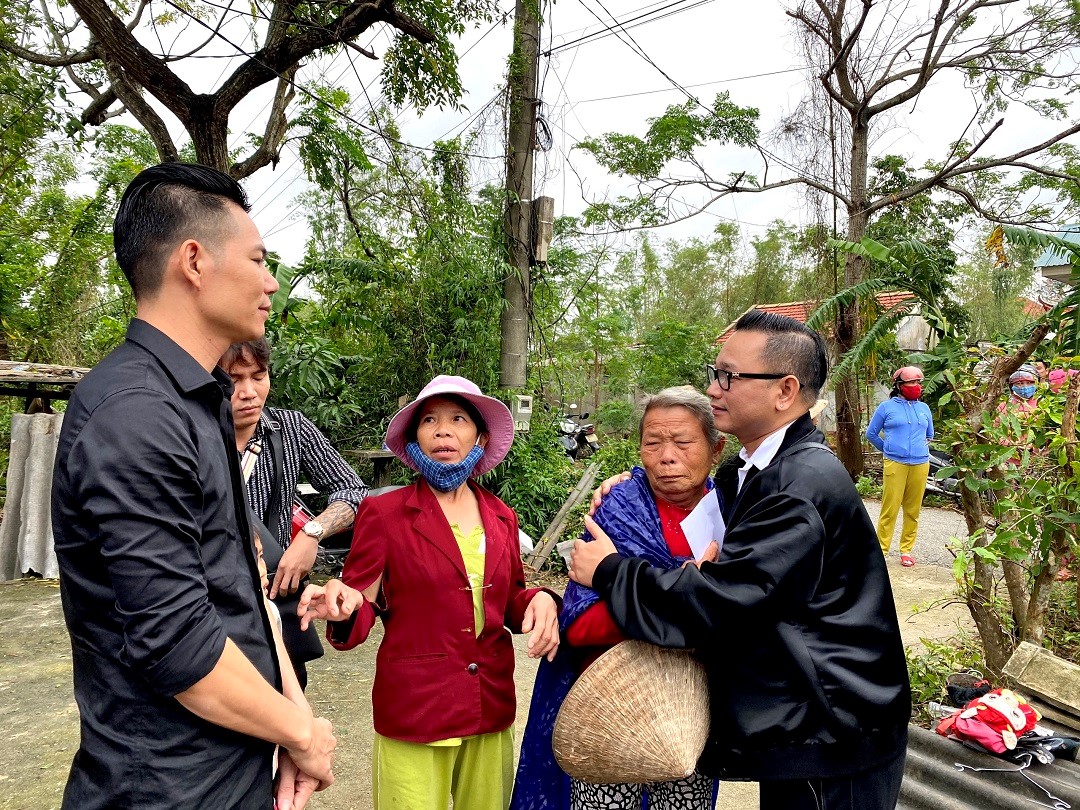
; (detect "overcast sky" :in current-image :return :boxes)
[185,0,1075,265]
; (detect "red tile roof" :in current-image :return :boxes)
[714,292,915,344]
[1021,297,1050,318]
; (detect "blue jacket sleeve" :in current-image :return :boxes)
[924,404,935,441]
[865,402,887,452]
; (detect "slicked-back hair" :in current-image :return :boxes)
[638,386,721,448]
[114,162,250,300]
[219,338,271,373]
[734,309,828,402]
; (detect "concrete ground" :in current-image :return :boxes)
[0,500,973,810]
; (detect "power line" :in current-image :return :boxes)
[544,0,715,56]
[573,67,805,104]
[248,8,513,219]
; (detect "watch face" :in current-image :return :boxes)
[304,521,324,538]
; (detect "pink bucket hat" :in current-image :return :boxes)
[384,375,515,476]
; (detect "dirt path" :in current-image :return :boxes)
[0,503,973,810]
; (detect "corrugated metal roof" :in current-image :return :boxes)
[900,724,1080,809]
[1035,224,1080,269]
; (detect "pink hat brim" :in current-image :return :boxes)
[384,375,515,476]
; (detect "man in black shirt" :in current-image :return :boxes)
[52,163,336,809]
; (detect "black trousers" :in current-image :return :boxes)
[758,752,906,810]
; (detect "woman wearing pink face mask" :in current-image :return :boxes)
[865,366,934,567]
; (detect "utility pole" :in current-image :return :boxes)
[499,0,540,390]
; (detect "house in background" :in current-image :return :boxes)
[1035,224,1080,285]
[716,291,927,351]
[714,292,926,433]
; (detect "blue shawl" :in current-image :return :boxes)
[510,468,718,809]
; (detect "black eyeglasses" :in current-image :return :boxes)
[705,364,792,391]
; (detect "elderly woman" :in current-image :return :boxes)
[512,386,723,810]
[298,375,560,810]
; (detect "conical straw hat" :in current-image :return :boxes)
[552,639,710,784]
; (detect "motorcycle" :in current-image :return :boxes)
[304,485,405,577]
[557,411,600,460]
[925,450,962,499]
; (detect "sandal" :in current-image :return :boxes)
[901,555,915,567]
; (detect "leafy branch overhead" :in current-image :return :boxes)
[577,0,1080,232]
[0,0,497,177]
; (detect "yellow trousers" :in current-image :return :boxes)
[877,458,930,555]
[372,728,514,810]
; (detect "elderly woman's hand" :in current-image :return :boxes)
[522,591,560,661]
[588,471,631,516]
[297,579,364,631]
[568,515,619,588]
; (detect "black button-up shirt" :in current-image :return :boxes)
[52,319,279,809]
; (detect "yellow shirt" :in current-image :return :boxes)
[452,523,486,637]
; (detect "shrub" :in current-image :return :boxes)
[482,418,577,542]
[905,634,985,727]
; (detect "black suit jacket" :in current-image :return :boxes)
[593,413,911,781]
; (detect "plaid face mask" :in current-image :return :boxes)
[406,441,486,492]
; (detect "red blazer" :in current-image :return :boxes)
[328,479,557,743]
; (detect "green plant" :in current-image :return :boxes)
[1045,584,1080,663]
[482,418,576,542]
[594,436,640,483]
[856,475,882,498]
[905,634,986,727]
[595,400,634,438]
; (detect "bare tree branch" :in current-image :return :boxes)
[230,71,296,178]
[102,58,179,162]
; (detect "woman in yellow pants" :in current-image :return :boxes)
[865,366,934,567]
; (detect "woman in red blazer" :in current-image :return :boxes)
[299,375,560,809]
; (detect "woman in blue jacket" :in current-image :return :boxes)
[865,366,934,567]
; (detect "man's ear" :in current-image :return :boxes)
[774,375,803,413]
[175,239,207,291]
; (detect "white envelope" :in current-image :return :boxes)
[680,492,726,560]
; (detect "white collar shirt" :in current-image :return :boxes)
[736,419,798,493]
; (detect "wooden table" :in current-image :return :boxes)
[347,449,401,489]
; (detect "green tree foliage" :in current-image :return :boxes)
[1,123,153,365]
[808,236,969,383]
[957,228,1038,342]
[0,0,497,175]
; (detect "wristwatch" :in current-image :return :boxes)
[301,520,325,541]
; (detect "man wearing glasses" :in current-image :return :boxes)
[570,310,910,810]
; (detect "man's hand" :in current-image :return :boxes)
[297,579,363,631]
[275,750,329,810]
[270,533,319,599]
[588,472,631,516]
[681,541,719,570]
[287,715,336,788]
[568,515,619,588]
[521,591,560,661]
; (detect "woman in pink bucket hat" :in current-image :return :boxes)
[298,375,561,809]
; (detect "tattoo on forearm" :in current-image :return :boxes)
[315,500,356,535]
